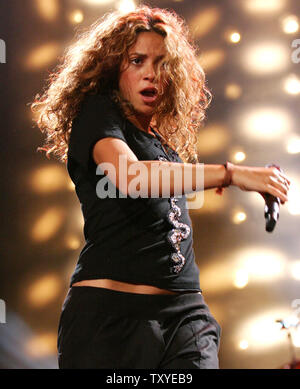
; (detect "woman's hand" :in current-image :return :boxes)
[231,165,291,205]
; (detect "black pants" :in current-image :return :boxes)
[57,286,221,369]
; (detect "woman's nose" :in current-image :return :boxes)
[143,64,155,81]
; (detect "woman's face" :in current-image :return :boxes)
[118,31,166,129]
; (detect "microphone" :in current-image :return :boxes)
[264,163,282,233]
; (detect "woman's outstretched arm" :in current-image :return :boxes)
[93,137,291,203]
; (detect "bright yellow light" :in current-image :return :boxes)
[239,340,249,350]
[232,211,247,224]
[239,249,286,280]
[233,151,246,162]
[242,42,289,75]
[290,261,300,280]
[291,327,300,347]
[31,207,66,242]
[241,107,291,140]
[225,83,242,100]
[287,177,300,215]
[69,9,84,24]
[27,274,62,307]
[284,74,300,95]
[65,235,81,250]
[282,15,299,34]
[191,188,228,214]
[25,42,61,70]
[83,0,113,4]
[230,32,241,43]
[286,136,300,154]
[34,0,59,21]
[198,49,226,73]
[25,332,57,357]
[116,0,136,13]
[234,269,249,288]
[30,165,69,193]
[244,0,286,14]
[189,7,221,39]
[237,309,289,349]
[197,124,230,156]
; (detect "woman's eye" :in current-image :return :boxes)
[131,58,142,65]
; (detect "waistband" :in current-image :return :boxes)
[62,286,209,321]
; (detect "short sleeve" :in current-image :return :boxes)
[68,93,127,170]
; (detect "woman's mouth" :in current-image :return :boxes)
[139,87,158,104]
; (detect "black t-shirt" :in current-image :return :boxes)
[67,92,201,292]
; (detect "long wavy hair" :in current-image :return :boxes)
[30,5,212,164]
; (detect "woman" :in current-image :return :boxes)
[31,6,290,369]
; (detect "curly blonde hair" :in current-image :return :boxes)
[30,5,212,164]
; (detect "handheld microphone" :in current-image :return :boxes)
[264,164,282,233]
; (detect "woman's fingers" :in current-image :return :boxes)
[266,183,288,203]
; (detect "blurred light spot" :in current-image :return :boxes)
[116,0,136,13]
[290,261,300,280]
[281,15,299,34]
[240,107,291,140]
[243,0,286,14]
[69,9,84,24]
[283,74,300,95]
[25,42,61,70]
[239,340,249,350]
[225,83,242,99]
[190,188,228,214]
[197,124,230,156]
[238,309,289,349]
[189,7,221,39]
[234,268,249,288]
[34,0,59,21]
[233,151,246,162]
[237,248,286,280]
[30,165,69,193]
[292,327,300,347]
[242,42,289,75]
[31,207,66,242]
[68,180,76,191]
[286,136,300,154]
[82,0,113,4]
[27,274,61,307]
[198,48,225,73]
[65,234,81,250]
[287,177,300,215]
[232,211,247,224]
[25,332,57,357]
[229,32,241,43]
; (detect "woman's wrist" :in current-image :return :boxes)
[215,161,235,195]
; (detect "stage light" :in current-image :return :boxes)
[281,15,299,34]
[286,136,300,154]
[225,83,242,100]
[83,0,114,5]
[27,274,62,307]
[232,211,247,225]
[232,151,246,162]
[243,0,286,15]
[229,32,241,44]
[283,74,300,95]
[238,248,286,281]
[25,332,57,357]
[31,206,66,242]
[116,0,136,13]
[241,42,289,75]
[239,340,249,350]
[198,48,225,72]
[30,165,69,193]
[197,124,230,156]
[69,9,84,24]
[189,7,221,39]
[34,0,59,22]
[65,234,81,250]
[240,107,291,140]
[287,177,300,216]
[234,268,249,288]
[25,42,61,70]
